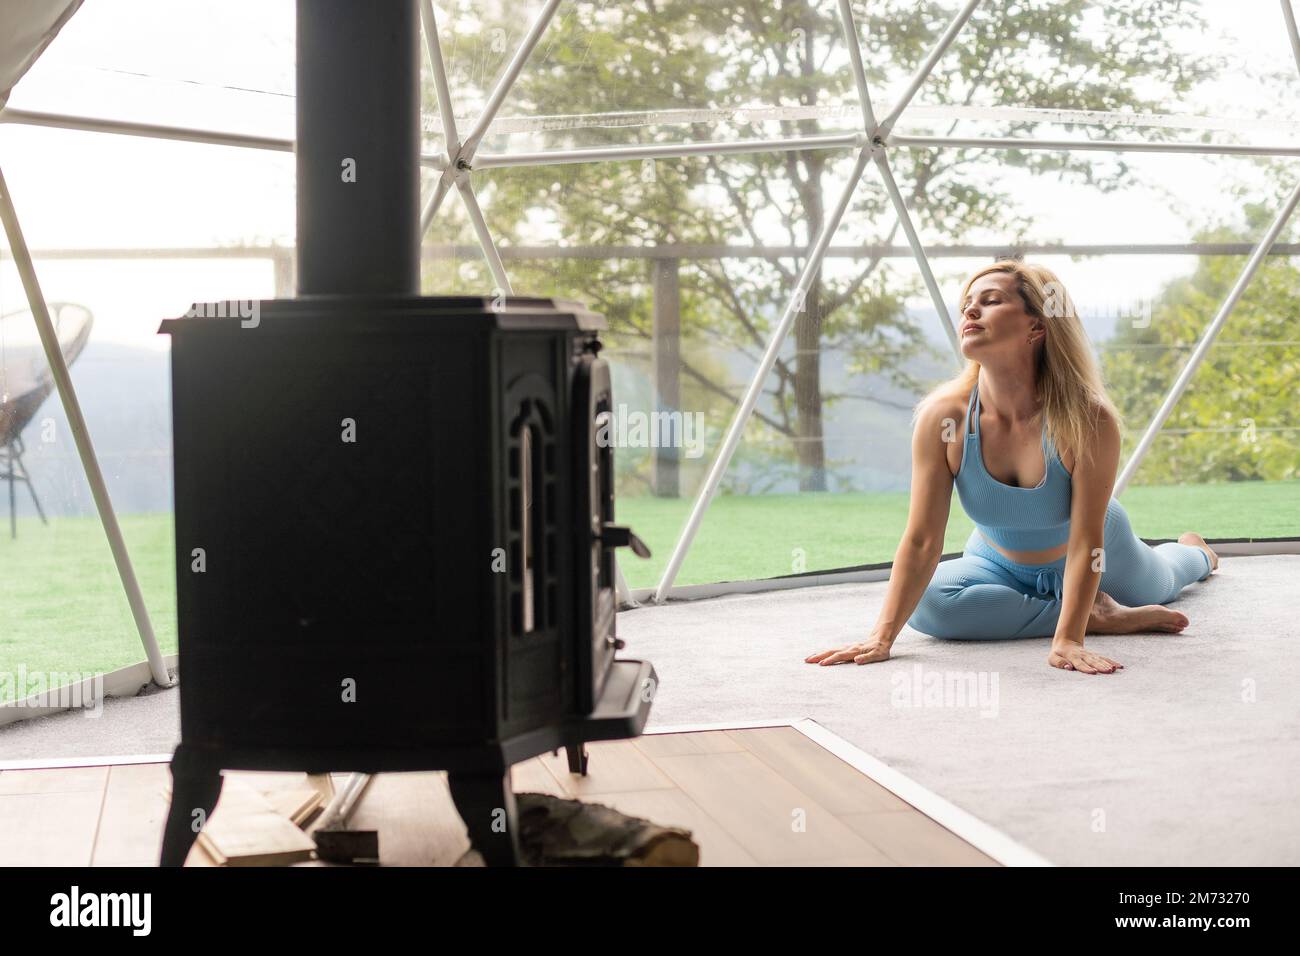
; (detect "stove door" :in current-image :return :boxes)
[572,346,617,714]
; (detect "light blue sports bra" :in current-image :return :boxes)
[954,379,1072,552]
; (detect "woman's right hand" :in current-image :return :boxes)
[804,637,892,666]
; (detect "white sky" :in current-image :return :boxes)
[1,0,1298,351]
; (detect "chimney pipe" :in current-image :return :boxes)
[295,0,421,296]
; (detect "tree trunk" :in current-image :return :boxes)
[652,257,681,497]
[794,152,827,492]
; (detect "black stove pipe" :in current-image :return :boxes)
[295,0,421,296]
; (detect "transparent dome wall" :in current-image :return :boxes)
[0,123,293,704]
[1,0,1297,705]
[418,0,1300,589]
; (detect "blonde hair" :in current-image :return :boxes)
[916,260,1124,468]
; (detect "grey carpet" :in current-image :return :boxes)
[4,554,1296,866]
[0,681,179,762]
[619,554,1300,866]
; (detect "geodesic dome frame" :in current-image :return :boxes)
[1,0,1299,680]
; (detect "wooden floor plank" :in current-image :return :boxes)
[633,731,748,758]
[344,772,470,866]
[222,771,318,793]
[649,750,894,865]
[0,791,103,865]
[0,765,109,795]
[93,859,159,867]
[772,856,901,867]
[92,764,170,866]
[101,763,170,791]
[727,726,915,815]
[536,740,676,797]
[510,757,568,797]
[2,728,1010,867]
[841,811,1001,867]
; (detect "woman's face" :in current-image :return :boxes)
[958,272,1040,359]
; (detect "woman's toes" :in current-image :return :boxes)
[1159,609,1188,632]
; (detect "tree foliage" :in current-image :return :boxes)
[1103,218,1300,486]
[421,0,1223,493]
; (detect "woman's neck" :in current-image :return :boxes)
[977,367,1041,426]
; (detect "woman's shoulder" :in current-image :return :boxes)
[1068,398,1121,439]
[1048,397,1121,476]
[913,383,972,438]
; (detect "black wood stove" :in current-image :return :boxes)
[157,1,656,867]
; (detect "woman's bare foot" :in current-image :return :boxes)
[1179,531,1218,575]
[1087,589,1188,634]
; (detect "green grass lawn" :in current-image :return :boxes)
[1,478,1296,703]
[0,513,178,705]
[617,478,1300,590]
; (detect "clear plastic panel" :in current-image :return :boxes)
[0,123,287,717]
[430,0,865,158]
[883,0,1300,144]
[0,124,295,250]
[412,1,1299,588]
[6,0,295,140]
[1099,250,1300,539]
[0,268,170,713]
[444,199,1300,581]
[2,0,1290,639]
[414,2,1300,158]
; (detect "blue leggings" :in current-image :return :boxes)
[907,498,1212,640]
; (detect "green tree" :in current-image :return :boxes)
[1102,218,1300,485]
[422,0,1221,492]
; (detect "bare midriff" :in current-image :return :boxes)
[980,530,1069,565]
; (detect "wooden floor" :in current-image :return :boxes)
[0,725,999,866]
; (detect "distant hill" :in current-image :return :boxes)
[1,307,984,518]
[606,311,962,497]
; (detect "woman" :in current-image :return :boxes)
[805,260,1216,675]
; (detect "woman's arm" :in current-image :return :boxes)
[1048,406,1123,674]
[806,398,955,665]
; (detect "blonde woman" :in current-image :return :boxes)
[806,260,1216,674]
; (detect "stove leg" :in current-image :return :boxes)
[565,743,589,776]
[447,770,522,867]
[160,747,224,867]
